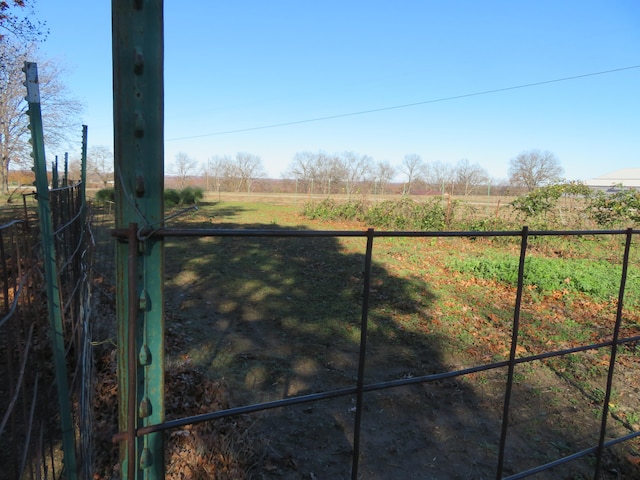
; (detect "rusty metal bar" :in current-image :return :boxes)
[112,226,637,240]
[497,226,529,479]
[127,223,139,480]
[594,227,634,478]
[351,228,374,480]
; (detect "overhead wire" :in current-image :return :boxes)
[166,64,640,142]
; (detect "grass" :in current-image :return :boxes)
[166,199,640,363]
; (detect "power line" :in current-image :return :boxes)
[166,64,640,142]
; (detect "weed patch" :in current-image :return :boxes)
[447,253,639,304]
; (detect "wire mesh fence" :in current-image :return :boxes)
[99,221,640,479]
[0,217,51,480]
[0,179,93,480]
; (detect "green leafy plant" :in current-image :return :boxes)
[179,186,204,205]
[95,188,115,203]
[164,188,181,207]
[448,253,639,303]
[510,182,592,225]
[588,187,640,227]
[303,197,453,230]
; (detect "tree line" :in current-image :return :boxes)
[169,148,564,197]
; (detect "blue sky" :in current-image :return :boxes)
[35,1,639,183]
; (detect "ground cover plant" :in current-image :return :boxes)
[91,194,640,479]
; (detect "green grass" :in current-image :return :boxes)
[446,252,640,305]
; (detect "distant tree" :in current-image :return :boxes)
[340,151,372,198]
[0,41,83,193]
[399,153,427,195]
[372,161,395,195]
[454,159,488,196]
[508,149,563,191]
[87,145,113,187]
[315,152,343,194]
[231,152,265,193]
[67,157,82,182]
[203,154,231,196]
[284,151,317,194]
[285,150,344,195]
[172,152,198,187]
[427,161,455,194]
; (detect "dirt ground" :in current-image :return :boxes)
[158,299,639,480]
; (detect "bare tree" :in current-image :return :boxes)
[340,151,372,198]
[0,41,83,193]
[203,154,231,197]
[399,153,427,195]
[231,152,265,193]
[454,158,488,196]
[508,149,563,191]
[372,161,395,195]
[87,145,113,187]
[427,161,455,194]
[314,152,343,195]
[172,152,198,187]
[284,151,317,194]
[285,150,343,195]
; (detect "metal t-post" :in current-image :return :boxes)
[112,1,165,478]
[23,61,78,479]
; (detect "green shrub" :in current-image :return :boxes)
[302,197,454,231]
[95,188,115,203]
[164,189,180,207]
[302,199,342,220]
[179,186,204,205]
[510,182,592,228]
[588,188,640,227]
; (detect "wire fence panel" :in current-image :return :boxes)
[103,225,640,479]
[48,183,93,479]
[0,178,93,480]
[0,218,54,480]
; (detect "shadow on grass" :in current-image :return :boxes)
[160,210,637,479]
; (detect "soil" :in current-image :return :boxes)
[158,303,639,480]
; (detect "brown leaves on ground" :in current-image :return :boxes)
[91,353,255,479]
[165,368,255,480]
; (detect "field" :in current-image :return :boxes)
[88,194,640,479]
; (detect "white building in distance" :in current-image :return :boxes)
[584,168,640,191]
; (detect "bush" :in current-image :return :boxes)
[179,187,204,205]
[510,182,593,228]
[588,188,640,227]
[95,188,115,203]
[302,197,453,231]
[164,189,180,207]
[302,198,364,220]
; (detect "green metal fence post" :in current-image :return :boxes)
[80,125,88,226]
[112,1,165,478]
[23,61,78,479]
